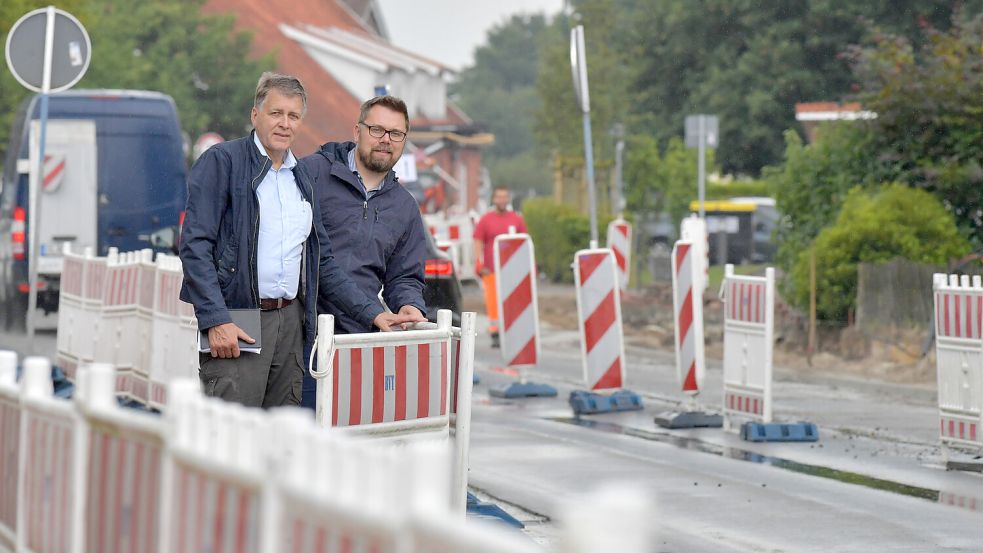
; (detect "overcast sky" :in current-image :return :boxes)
[376,0,566,71]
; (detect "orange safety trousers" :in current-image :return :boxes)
[482,273,499,333]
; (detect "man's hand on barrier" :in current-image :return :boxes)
[396,305,427,330]
[373,311,425,332]
[208,322,255,358]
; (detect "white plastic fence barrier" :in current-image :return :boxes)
[573,248,626,391]
[606,218,632,294]
[933,274,983,452]
[311,310,476,513]
[671,239,705,395]
[721,265,775,428]
[0,349,654,553]
[95,249,156,402]
[56,245,114,381]
[0,351,20,553]
[148,254,199,409]
[493,229,540,368]
[425,213,477,282]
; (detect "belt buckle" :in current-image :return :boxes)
[276,298,283,309]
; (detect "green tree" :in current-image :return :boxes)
[789,184,969,320]
[625,136,710,232]
[0,0,271,163]
[451,14,552,197]
[848,10,983,242]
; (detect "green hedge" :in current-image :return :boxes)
[523,198,612,282]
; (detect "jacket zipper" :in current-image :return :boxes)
[362,200,368,220]
[250,157,271,307]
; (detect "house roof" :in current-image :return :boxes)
[204,0,471,156]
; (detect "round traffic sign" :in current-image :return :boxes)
[5,7,91,93]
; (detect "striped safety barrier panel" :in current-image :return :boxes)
[0,352,20,552]
[606,218,632,294]
[493,231,539,367]
[671,240,705,394]
[721,264,775,427]
[312,310,476,514]
[0,350,650,553]
[933,274,983,451]
[96,249,156,402]
[149,254,199,409]
[573,248,626,391]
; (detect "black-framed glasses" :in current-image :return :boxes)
[359,122,407,142]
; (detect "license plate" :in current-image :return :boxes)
[38,256,64,275]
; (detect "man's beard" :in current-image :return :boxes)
[358,144,398,173]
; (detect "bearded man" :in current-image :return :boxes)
[298,95,428,407]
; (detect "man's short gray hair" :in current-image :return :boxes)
[254,72,307,115]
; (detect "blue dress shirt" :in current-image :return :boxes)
[254,134,311,300]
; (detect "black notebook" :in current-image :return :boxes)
[198,309,262,354]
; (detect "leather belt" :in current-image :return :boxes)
[259,297,293,311]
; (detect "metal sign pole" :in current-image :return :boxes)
[697,115,706,219]
[570,25,598,244]
[26,6,56,352]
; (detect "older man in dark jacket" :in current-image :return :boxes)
[299,95,428,407]
[180,74,415,408]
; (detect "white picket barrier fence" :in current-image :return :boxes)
[56,245,114,382]
[95,249,156,403]
[56,248,199,408]
[933,274,983,453]
[148,254,199,409]
[0,349,655,553]
[720,265,775,428]
[311,309,476,515]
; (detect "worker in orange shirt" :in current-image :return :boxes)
[473,185,527,348]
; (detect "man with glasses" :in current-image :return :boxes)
[299,95,428,408]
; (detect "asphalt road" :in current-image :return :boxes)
[467,314,983,552]
[3,310,983,551]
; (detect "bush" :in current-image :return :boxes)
[789,184,970,321]
[523,198,612,282]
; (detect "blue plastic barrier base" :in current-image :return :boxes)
[945,457,983,473]
[473,373,480,386]
[569,389,644,415]
[466,493,525,529]
[741,421,819,442]
[653,410,723,429]
[489,381,557,398]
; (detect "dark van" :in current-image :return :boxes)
[0,90,188,329]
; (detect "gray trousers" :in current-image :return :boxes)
[198,300,304,408]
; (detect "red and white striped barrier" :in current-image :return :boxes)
[680,215,708,294]
[18,356,87,553]
[0,352,654,553]
[75,363,166,553]
[96,249,156,402]
[933,274,983,452]
[149,255,199,409]
[312,309,476,513]
[164,379,269,553]
[56,245,114,381]
[493,230,539,367]
[721,265,775,427]
[448,313,477,514]
[606,218,632,294]
[671,240,705,395]
[0,351,20,553]
[573,248,626,391]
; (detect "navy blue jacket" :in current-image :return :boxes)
[299,141,427,334]
[179,133,384,363]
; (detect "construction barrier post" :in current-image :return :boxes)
[933,273,983,469]
[606,217,632,294]
[569,247,642,415]
[654,239,721,428]
[489,227,555,398]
